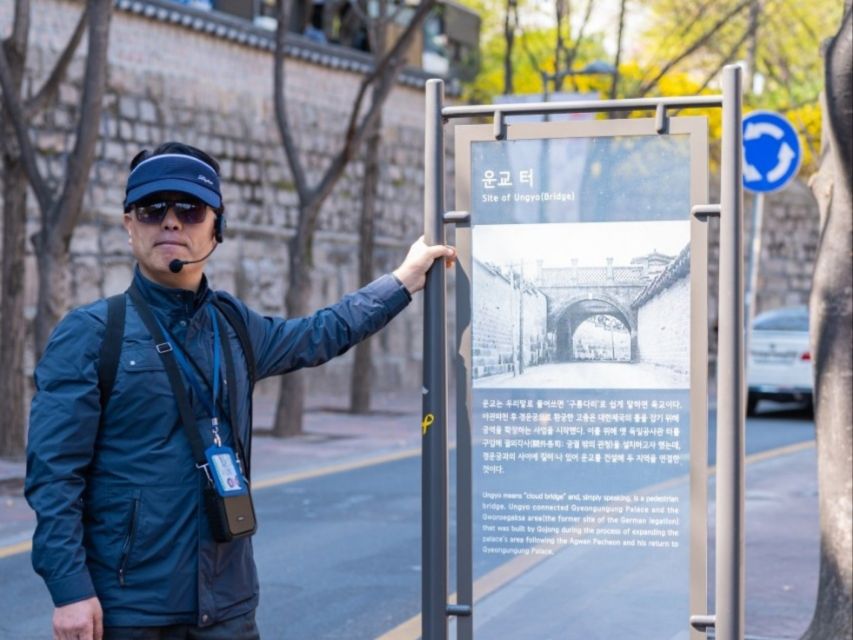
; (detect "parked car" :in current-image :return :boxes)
[746,306,813,415]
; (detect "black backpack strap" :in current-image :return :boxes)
[211,294,256,472]
[98,293,127,412]
[211,295,256,388]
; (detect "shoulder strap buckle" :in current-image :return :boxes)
[196,462,213,485]
[155,342,173,354]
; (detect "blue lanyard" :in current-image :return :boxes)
[155,307,221,425]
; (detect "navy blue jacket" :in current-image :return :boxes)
[25,268,410,627]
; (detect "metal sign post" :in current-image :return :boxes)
[420,65,744,640]
[716,64,746,640]
[422,78,449,640]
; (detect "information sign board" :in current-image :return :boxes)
[454,117,709,639]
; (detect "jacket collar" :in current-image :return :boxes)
[132,266,211,317]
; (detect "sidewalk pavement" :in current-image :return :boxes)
[0,392,821,639]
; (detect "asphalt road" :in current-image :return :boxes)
[0,403,816,640]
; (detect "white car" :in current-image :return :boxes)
[746,306,813,415]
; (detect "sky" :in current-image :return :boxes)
[472,220,690,268]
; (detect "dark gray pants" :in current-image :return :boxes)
[104,609,259,640]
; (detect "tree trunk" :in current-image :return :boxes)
[0,156,28,457]
[503,0,516,95]
[349,108,382,414]
[272,205,317,437]
[802,7,853,640]
[271,0,432,436]
[33,234,71,359]
[608,0,627,102]
[0,15,29,458]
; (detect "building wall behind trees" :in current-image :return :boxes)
[0,1,823,405]
[0,0,434,403]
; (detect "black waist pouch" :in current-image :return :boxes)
[204,485,257,543]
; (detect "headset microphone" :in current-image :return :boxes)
[169,241,218,274]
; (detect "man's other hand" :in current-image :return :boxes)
[53,597,103,640]
[393,236,456,295]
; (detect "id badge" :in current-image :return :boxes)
[204,445,248,497]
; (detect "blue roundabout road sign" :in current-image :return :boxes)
[742,111,802,193]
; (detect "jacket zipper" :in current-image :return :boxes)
[118,497,140,586]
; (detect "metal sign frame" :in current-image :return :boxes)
[454,115,709,640]
[422,65,744,640]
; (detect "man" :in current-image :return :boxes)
[25,142,454,640]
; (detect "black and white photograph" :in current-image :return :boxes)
[472,221,691,389]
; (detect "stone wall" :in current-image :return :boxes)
[0,0,443,403]
[745,181,820,313]
[706,179,820,370]
[636,277,690,376]
[634,246,690,376]
[472,260,548,379]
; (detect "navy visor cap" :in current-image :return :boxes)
[124,153,222,210]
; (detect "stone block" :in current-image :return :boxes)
[70,224,100,255]
[104,141,125,163]
[209,137,225,156]
[72,256,101,305]
[118,96,138,120]
[138,100,158,124]
[134,122,150,144]
[37,131,65,154]
[247,162,260,182]
[118,119,134,141]
[101,226,132,256]
[53,108,72,129]
[59,82,80,108]
[103,261,134,296]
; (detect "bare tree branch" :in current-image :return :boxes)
[564,0,595,74]
[609,0,626,100]
[348,0,370,26]
[311,0,435,207]
[554,0,567,84]
[635,0,752,97]
[774,0,819,44]
[384,0,412,26]
[518,26,545,78]
[273,0,310,202]
[0,42,52,214]
[674,0,716,42]
[24,5,88,117]
[676,24,753,103]
[637,0,715,78]
[53,0,112,243]
[759,55,820,109]
[9,0,30,52]
[503,0,518,94]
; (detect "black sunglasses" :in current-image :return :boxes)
[132,199,209,225]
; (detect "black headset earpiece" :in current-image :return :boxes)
[214,212,226,243]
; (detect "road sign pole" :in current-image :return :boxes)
[717,64,746,640]
[745,192,765,350]
[422,78,449,640]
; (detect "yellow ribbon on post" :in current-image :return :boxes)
[421,413,435,436]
